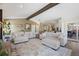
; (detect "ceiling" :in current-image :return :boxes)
[31,3,79,23]
[0,3,79,23]
[0,3,48,19]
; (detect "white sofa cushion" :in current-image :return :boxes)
[46,32,61,38]
[45,32,67,46]
[15,36,29,44]
[14,32,25,37]
[42,37,60,50]
[24,32,30,36]
[24,32,36,38]
[40,32,47,39]
[40,32,61,39]
[13,32,36,43]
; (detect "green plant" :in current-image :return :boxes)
[3,20,11,35]
[0,40,2,50]
[0,50,9,56]
[0,40,9,56]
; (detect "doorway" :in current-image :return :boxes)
[0,9,2,39]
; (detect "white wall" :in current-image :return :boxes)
[6,19,38,33]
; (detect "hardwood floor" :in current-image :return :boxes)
[66,40,79,56]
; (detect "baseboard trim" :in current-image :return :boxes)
[68,39,79,43]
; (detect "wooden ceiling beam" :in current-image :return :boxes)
[26,3,59,20]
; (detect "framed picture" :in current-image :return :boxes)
[25,23,31,32]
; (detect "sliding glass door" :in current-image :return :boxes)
[67,23,79,40]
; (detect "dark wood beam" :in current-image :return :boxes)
[26,3,59,20]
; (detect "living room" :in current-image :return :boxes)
[0,3,79,56]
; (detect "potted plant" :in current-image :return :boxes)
[3,20,11,35]
[0,50,9,56]
[0,40,9,56]
[0,40,2,50]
